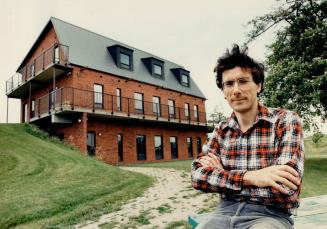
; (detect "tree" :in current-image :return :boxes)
[246,0,327,129]
[207,107,227,127]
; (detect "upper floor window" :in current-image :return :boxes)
[171,68,190,87]
[54,46,60,63]
[184,103,190,118]
[194,105,199,119]
[141,57,164,79]
[181,74,189,87]
[134,92,144,114]
[168,99,175,118]
[153,64,163,76]
[94,84,103,108]
[152,96,161,116]
[30,62,35,78]
[120,52,131,69]
[116,88,122,111]
[107,45,134,71]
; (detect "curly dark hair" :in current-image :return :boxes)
[214,44,265,94]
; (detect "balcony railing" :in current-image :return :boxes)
[31,87,208,125]
[6,44,69,94]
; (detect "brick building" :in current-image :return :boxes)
[6,17,209,164]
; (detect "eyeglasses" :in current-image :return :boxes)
[222,78,254,90]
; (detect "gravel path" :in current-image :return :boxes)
[76,167,218,229]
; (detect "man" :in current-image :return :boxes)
[191,44,304,229]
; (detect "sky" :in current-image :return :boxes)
[0,0,278,123]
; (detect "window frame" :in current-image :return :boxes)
[170,136,178,159]
[136,135,146,161]
[134,92,144,114]
[94,84,104,108]
[168,99,175,118]
[152,96,161,116]
[154,135,164,160]
[187,137,193,158]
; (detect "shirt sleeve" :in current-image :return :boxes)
[191,126,247,193]
[275,111,305,198]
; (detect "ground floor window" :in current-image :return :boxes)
[118,134,123,162]
[187,137,193,158]
[196,137,202,154]
[136,135,146,160]
[87,132,96,156]
[170,136,178,159]
[154,136,163,160]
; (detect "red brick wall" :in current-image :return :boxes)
[71,66,206,114]
[77,115,206,164]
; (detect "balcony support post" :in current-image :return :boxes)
[28,82,31,123]
[6,97,9,123]
[111,94,114,114]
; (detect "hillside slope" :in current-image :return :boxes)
[0,124,153,228]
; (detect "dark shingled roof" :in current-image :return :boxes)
[20,17,206,99]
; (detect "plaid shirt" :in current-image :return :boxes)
[191,103,304,210]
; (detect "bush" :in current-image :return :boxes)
[312,131,324,144]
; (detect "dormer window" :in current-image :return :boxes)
[154,64,162,76]
[120,53,131,69]
[107,45,134,71]
[181,74,189,87]
[142,57,164,79]
[171,68,190,87]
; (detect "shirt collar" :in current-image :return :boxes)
[224,103,275,131]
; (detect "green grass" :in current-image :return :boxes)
[0,124,154,228]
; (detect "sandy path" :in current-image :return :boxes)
[76,167,218,229]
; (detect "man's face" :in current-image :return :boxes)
[222,66,261,114]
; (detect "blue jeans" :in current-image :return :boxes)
[197,200,294,229]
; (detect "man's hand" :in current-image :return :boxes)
[243,165,301,194]
[199,153,223,169]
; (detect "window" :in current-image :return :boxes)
[141,57,164,78]
[194,105,199,120]
[196,137,202,154]
[136,135,146,161]
[30,99,35,118]
[94,84,103,108]
[152,96,161,116]
[181,74,189,86]
[54,46,60,63]
[187,137,193,158]
[134,92,144,114]
[120,52,130,69]
[154,136,164,160]
[107,45,134,71]
[87,132,96,156]
[154,64,162,76]
[170,136,178,159]
[168,99,175,118]
[118,134,123,162]
[116,88,121,111]
[184,103,190,118]
[30,62,35,77]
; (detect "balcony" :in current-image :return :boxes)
[6,44,72,98]
[30,87,208,126]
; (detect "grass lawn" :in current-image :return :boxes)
[132,135,327,198]
[0,124,153,228]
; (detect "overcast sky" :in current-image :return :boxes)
[0,0,277,123]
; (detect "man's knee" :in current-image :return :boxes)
[249,218,293,229]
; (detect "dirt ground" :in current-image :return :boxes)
[75,167,219,229]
